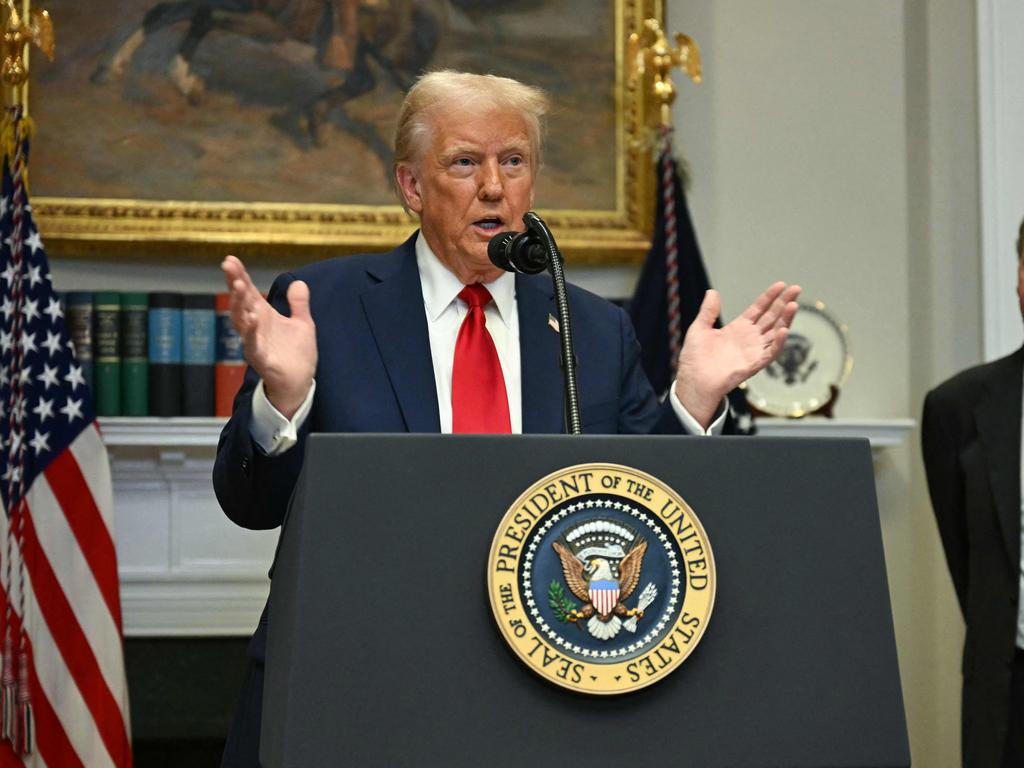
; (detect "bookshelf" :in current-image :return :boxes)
[101,417,915,636]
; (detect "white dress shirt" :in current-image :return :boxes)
[249,233,724,454]
[416,236,521,434]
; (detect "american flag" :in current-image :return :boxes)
[0,114,131,766]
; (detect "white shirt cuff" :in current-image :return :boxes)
[669,385,727,436]
[249,379,317,456]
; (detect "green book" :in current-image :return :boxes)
[120,292,148,416]
[94,291,121,417]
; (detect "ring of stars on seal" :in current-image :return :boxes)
[487,463,716,695]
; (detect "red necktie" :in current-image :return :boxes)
[452,284,511,433]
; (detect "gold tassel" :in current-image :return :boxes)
[0,109,34,188]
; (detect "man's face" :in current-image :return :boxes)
[396,106,536,284]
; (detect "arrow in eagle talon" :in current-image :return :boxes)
[623,582,658,633]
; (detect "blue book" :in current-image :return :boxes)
[182,294,216,416]
[148,292,183,416]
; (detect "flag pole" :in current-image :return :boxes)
[20,0,29,117]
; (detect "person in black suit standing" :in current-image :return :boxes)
[922,215,1024,767]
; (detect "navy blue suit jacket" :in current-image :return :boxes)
[213,234,684,658]
[214,234,691,766]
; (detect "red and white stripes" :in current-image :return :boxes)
[0,425,131,767]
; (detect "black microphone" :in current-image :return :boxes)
[487,230,549,274]
[492,212,582,434]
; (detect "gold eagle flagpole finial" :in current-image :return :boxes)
[627,18,701,133]
[2,0,54,115]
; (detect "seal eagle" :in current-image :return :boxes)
[553,538,647,640]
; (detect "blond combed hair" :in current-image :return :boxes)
[393,70,549,206]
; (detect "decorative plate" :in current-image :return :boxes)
[744,300,852,418]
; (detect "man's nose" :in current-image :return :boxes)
[477,159,504,200]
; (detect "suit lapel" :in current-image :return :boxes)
[517,274,565,434]
[974,348,1024,565]
[359,240,440,432]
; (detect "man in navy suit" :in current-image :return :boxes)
[215,70,799,766]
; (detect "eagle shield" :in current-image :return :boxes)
[589,580,620,615]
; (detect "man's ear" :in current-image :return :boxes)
[396,164,424,214]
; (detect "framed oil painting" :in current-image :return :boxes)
[30,0,660,263]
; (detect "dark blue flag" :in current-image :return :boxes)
[629,143,755,434]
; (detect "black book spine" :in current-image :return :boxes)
[181,294,216,416]
[66,292,95,397]
[94,292,122,417]
[148,292,183,417]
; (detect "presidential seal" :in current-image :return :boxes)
[487,463,715,695]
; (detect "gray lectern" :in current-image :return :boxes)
[261,435,910,768]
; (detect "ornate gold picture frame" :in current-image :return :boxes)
[32,0,658,264]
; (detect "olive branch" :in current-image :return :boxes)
[548,580,578,623]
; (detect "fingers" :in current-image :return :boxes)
[221,255,258,303]
[286,280,312,324]
[695,289,721,328]
[775,289,800,331]
[765,325,791,361]
[762,294,799,359]
[222,255,266,336]
[752,283,801,332]
[781,284,802,305]
[760,292,799,363]
[221,254,244,286]
[221,255,262,299]
[740,281,786,323]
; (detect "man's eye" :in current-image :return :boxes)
[507,156,523,166]
[454,158,473,167]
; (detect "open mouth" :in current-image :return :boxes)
[474,217,504,231]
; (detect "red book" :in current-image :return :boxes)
[215,292,247,417]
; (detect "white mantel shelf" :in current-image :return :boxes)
[98,416,916,449]
[100,416,915,637]
[754,417,916,448]
[99,417,228,447]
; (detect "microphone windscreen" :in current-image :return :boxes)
[488,231,518,271]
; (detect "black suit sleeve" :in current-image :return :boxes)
[921,387,969,615]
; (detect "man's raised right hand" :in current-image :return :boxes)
[221,255,318,419]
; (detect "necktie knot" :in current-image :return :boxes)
[459,284,493,310]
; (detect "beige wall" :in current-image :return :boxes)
[47,1,981,763]
[664,1,977,765]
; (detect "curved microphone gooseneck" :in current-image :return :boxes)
[521,212,582,436]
